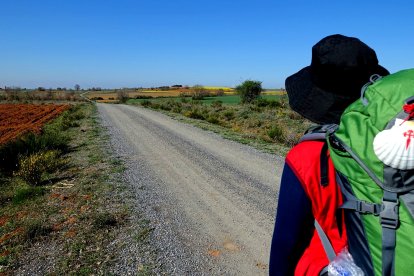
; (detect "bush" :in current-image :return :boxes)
[184,108,205,120]
[207,115,220,124]
[288,111,304,120]
[211,100,223,108]
[267,125,285,142]
[23,219,52,240]
[216,89,225,96]
[12,186,45,204]
[235,80,263,103]
[141,100,152,107]
[135,95,153,99]
[172,106,182,113]
[92,212,118,229]
[222,110,235,120]
[283,131,302,147]
[159,100,179,112]
[191,85,209,100]
[0,129,69,175]
[255,98,282,108]
[191,100,203,105]
[179,92,191,98]
[159,102,172,111]
[15,150,67,186]
[117,90,129,103]
[180,97,190,103]
[61,112,83,130]
[237,109,250,119]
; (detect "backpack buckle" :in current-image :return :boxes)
[380,198,399,229]
[356,201,381,215]
[328,134,346,152]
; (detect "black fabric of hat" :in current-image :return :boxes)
[285,34,389,124]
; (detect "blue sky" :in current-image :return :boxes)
[1,0,413,89]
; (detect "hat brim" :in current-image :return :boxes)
[285,65,389,124]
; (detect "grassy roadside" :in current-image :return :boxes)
[127,96,312,156]
[0,103,155,275]
[128,94,283,105]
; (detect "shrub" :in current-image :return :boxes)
[255,98,282,108]
[211,100,223,108]
[92,212,118,229]
[141,100,152,107]
[12,186,45,204]
[135,95,153,99]
[23,219,52,240]
[184,108,205,120]
[191,100,203,105]
[159,102,172,111]
[287,111,303,120]
[179,92,191,98]
[267,125,285,142]
[216,89,225,96]
[235,80,262,103]
[151,103,161,109]
[283,131,302,147]
[117,90,129,103]
[237,109,250,119]
[180,97,190,103]
[15,150,67,186]
[0,129,69,175]
[207,115,220,124]
[191,85,209,100]
[172,106,182,113]
[222,110,235,120]
[61,113,82,130]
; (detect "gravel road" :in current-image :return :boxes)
[98,104,285,275]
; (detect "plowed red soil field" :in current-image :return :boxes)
[0,104,70,145]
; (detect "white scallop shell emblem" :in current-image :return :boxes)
[373,119,414,170]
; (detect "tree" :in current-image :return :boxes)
[74,84,80,91]
[216,89,225,96]
[117,90,129,103]
[191,85,208,100]
[235,80,262,103]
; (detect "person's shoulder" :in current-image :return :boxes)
[285,141,326,186]
[286,140,325,166]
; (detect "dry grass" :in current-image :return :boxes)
[0,103,148,274]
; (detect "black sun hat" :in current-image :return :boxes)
[285,34,389,124]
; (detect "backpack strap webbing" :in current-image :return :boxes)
[340,194,398,276]
[380,191,399,276]
[341,200,381,215]
[314,219,336,262]
[330,134,401,276]
[299,124,336,187]
[320,142,329,187]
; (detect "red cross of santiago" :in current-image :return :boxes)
[404,130,414,149]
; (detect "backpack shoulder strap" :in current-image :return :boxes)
[314,219,337,262]
[299,124,338,143]
[299,124,338,186]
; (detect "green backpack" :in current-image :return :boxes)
[321,69,414,276]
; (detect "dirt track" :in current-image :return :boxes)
[98,104,284,275]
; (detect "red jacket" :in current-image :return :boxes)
[270,140,348,275]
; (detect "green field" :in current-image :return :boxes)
[127,94,283,105]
